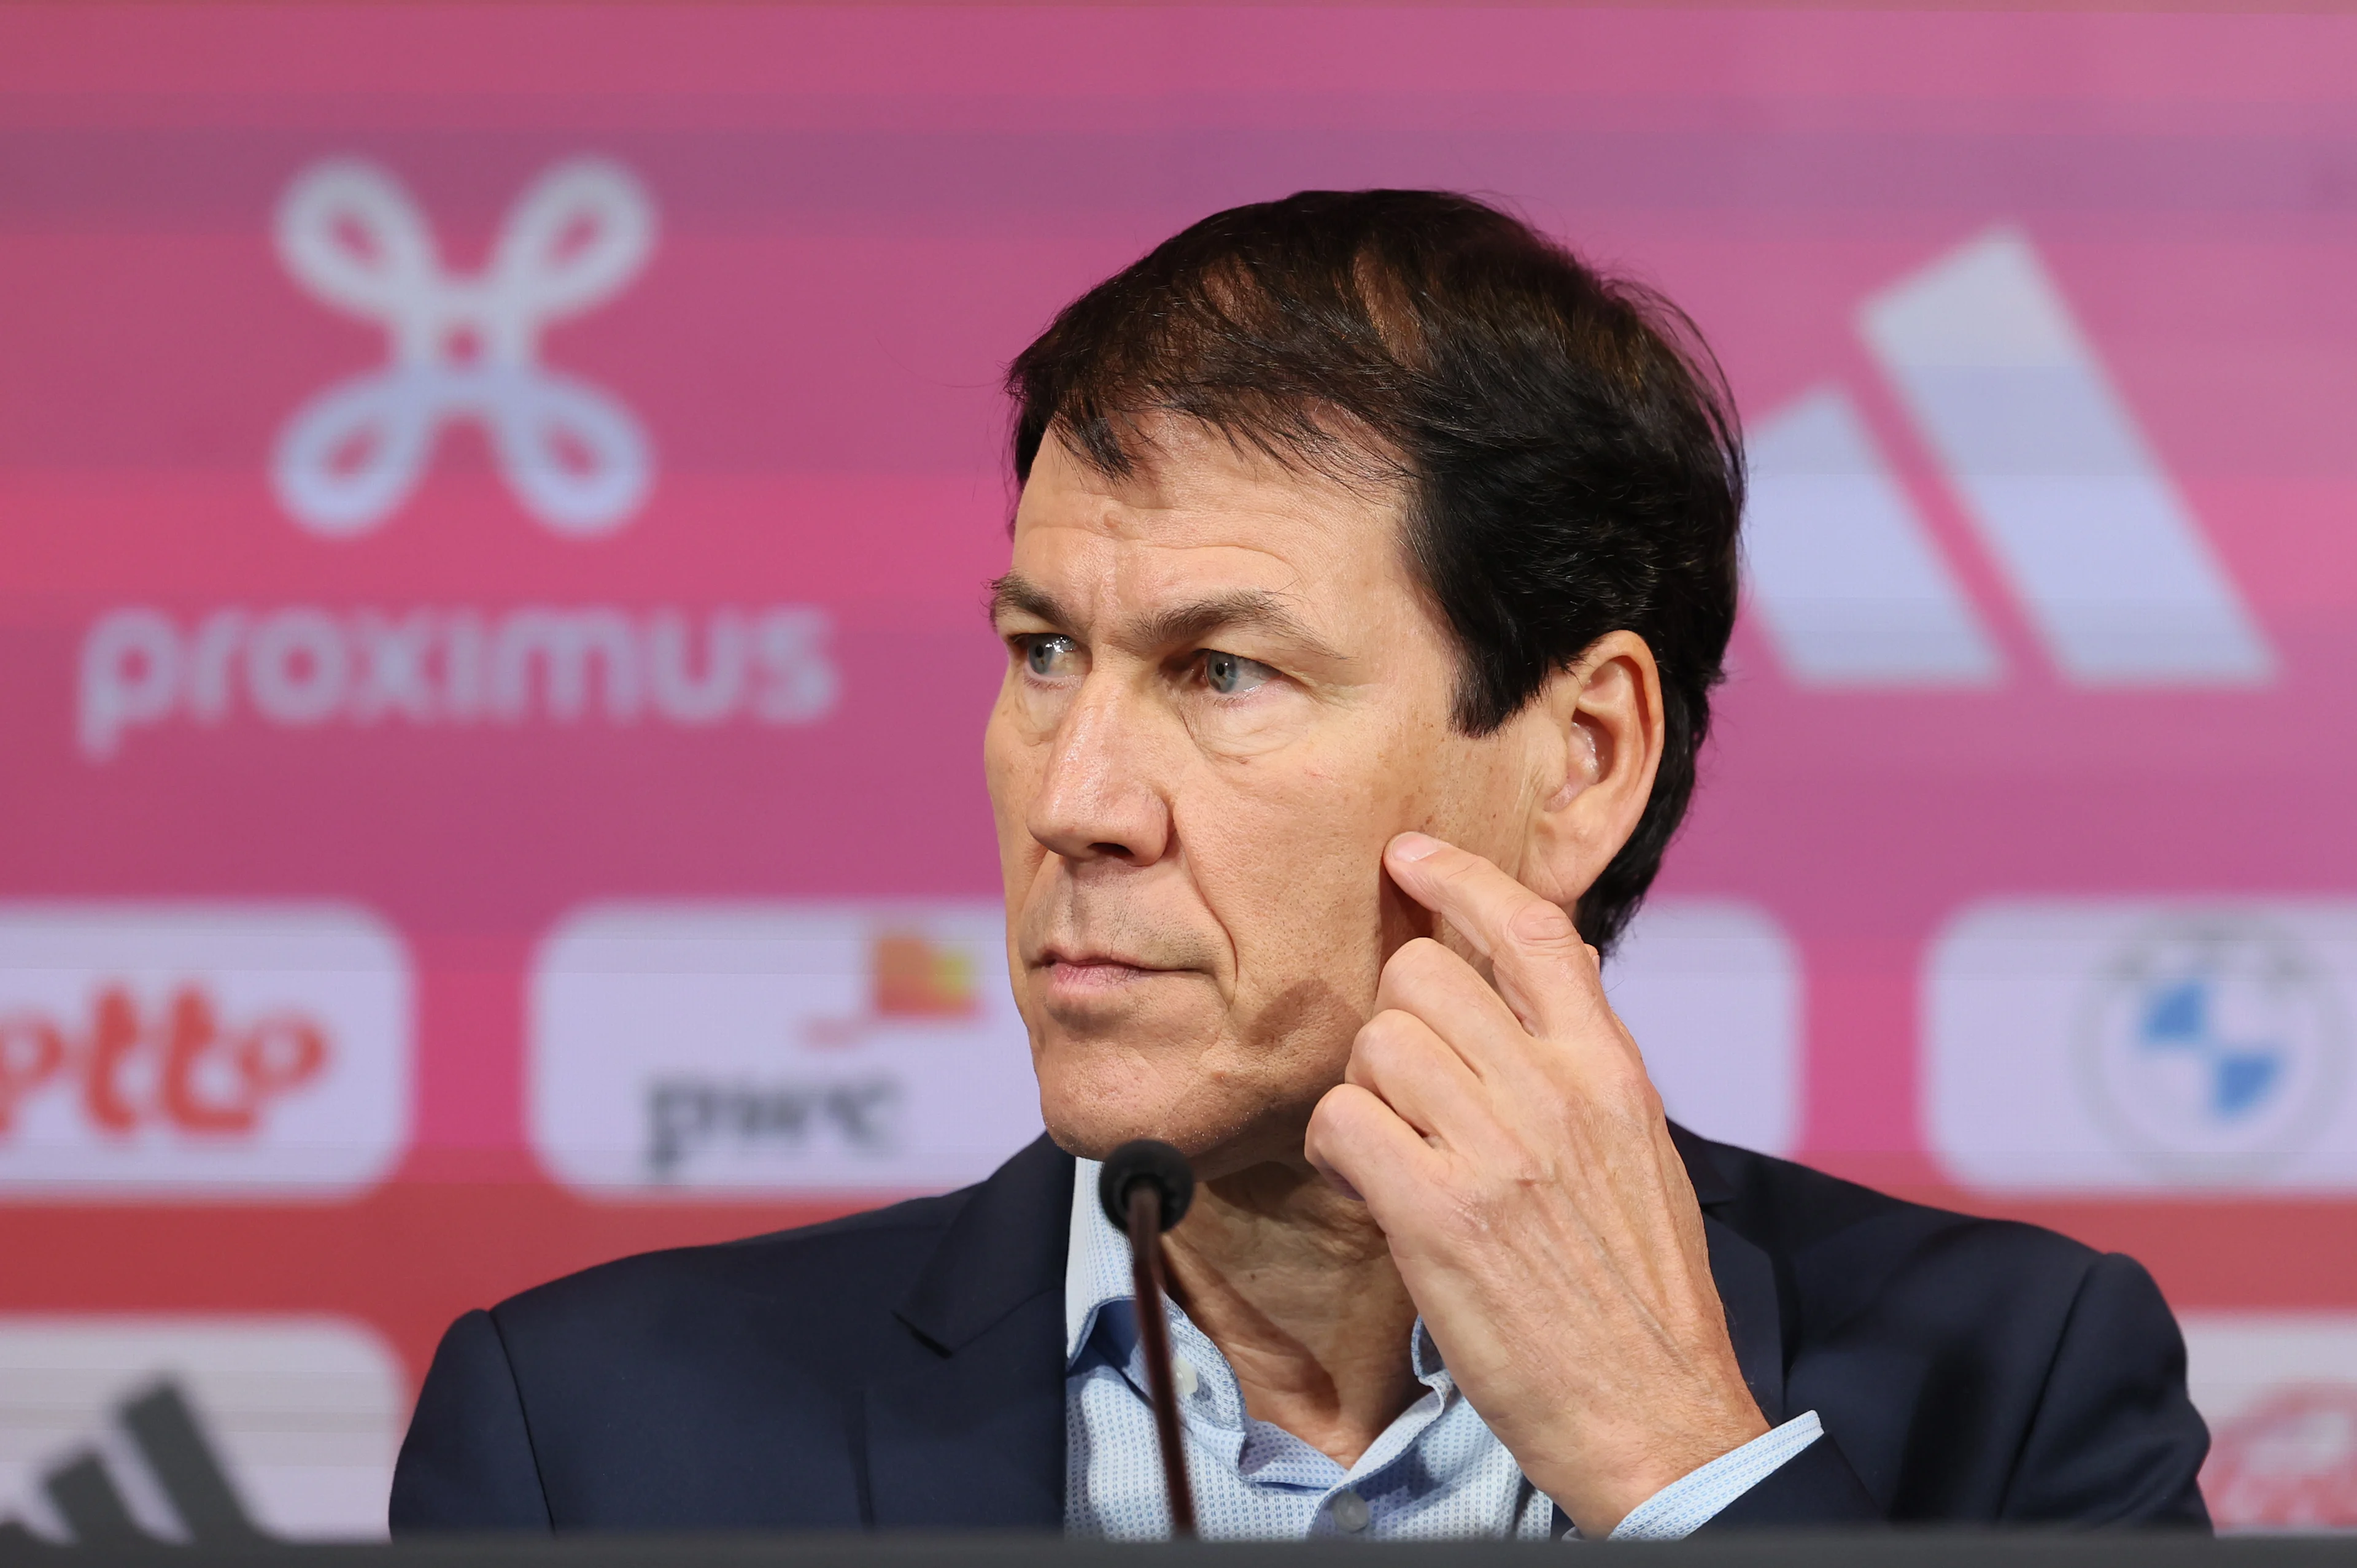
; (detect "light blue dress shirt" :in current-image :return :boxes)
[1064,1158,1823,1541]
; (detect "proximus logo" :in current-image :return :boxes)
[271,156,657,537]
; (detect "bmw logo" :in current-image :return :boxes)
[2076,918,2347,1182]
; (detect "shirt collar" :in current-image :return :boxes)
[1066,1157,1132,1365]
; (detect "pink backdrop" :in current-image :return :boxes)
[6,3,2357,1535]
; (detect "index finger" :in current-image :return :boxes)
[1384,832,1603,1038]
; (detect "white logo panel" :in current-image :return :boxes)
[2183,1313,2357,1530]
[0,905,412,1196]
[1927,902,2357,1191]
[0,1316,402,1542]
[1860,228,2272,687]
[1606,899,1802,1157]
[274,156,656,537]
[531,902,1043,1196]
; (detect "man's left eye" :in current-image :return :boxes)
[1202,651,1274,696]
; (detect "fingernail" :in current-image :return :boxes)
[1391,832,1441,862]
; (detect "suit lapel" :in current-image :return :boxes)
[864,1134,1074,1529]
[1670,1121,1786,1426]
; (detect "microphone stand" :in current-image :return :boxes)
[1126,1183,1198,1539]
[1101,1140,1200,1540]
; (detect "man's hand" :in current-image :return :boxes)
[1301,832,1768,1538]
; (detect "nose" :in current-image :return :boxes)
[1027,677,1173,867]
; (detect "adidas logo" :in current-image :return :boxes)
[12,1381,266,1546]
[1743,226,2272,689]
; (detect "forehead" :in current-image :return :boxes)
[1009,425,1411,610]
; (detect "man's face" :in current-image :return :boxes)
[984,425,1541,1178]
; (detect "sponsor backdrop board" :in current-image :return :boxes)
[530,903,1042,1195]
[0,1317,403,1542]
[2184,1314,2357,1529]
[5,2,2357,1536]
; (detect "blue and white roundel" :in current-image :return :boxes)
[2078,921,2346,1179]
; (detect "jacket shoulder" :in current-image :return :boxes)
[490,1186,971,1347]
[1690,1130,2101,1288]
[398,1137,1080,1532]
[1684,1131,2207,1525]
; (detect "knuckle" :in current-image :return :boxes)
[1393,935,1450,970]
[1379,937,1451,995]
[1589,1060,1663,1126]
[1308,1082,1371,1141]
[1583,1040,1641,1089]
[1353,1009,1417,1066]
[1505,898,1581,953]
[1634,1075,1668,1122]
[1434,1172,1495,1235]
[1448,1162,1538,1233]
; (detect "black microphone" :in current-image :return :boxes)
[1098,1139,1199,1539]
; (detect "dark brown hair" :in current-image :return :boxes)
[1006,190,1743,954]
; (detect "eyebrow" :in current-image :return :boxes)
[988,573,1067,631]
[988,571,1347,664]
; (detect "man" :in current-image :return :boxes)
[392,191,2210,1537]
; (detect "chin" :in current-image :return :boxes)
[1035,1067,1194,1163]
[1034,1056,1312,1174]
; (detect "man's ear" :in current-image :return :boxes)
[1520,630,1666,919]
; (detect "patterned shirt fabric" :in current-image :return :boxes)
[1610,1408,1825,1540]
[1063,1158,1824,1542]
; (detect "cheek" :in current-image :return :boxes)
[981,694,1037,842]
[1186,771,1395,1000]
[1379,709,1525,851]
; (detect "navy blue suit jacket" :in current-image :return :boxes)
[389,1129,2210,1532]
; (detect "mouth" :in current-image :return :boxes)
[1034,948,1185,995]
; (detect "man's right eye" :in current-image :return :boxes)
[1021,635,1079,679]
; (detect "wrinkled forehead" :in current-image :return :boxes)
[1008,421,1413,619]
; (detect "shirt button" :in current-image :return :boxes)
[1173,1358,1199,1399]
[1330,1490,1371,1533]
